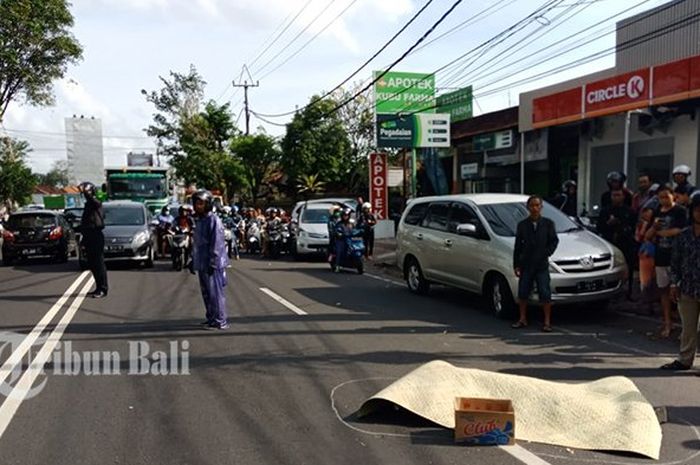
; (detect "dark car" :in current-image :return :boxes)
[1,210,78,266]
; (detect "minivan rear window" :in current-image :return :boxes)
[403,202,428,225]
[422,203,449,231]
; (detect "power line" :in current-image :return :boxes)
[247,0,315,71]
[255,0,437,118]
[379,6,700,121]
[257,0,361,82]
[362,0,670,119]
[252,0,340,77]
[322,0,465,119]
[444,0,604,89]
[446,0,687,93]
[2,127,152,139]
[443,0,656,91]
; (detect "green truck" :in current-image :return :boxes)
[104,167,170,214]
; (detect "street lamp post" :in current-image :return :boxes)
[623,108,651,176]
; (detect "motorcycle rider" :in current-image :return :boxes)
[171,205,194,266]
[79,181,108,298]
[673,164,695,192]
[601,171,633,209]
[190,190,230,330]
[357,202,377,259]
[265,208,283,258]
[333,208,354,273]
[157,206,174,257]
[552,180,578,217]
[327,205,342,263]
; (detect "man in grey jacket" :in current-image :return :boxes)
[512,195,559,332]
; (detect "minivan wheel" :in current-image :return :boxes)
[405,258,430,295]
[487,274,516,319]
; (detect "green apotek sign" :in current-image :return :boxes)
[374,71,435,114]
[436,86,473,122]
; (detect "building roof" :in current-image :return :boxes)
[451,107,519,142]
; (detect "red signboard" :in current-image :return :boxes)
[532,53,700,128]
[369,153,388,221]
[653,58,690,103]
[584,68,650,116]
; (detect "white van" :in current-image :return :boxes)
[396,194,628,318]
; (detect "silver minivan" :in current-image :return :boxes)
[396,194,628,318]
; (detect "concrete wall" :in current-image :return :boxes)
[577,110,699,209]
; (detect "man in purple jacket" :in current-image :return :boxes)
[191,190,230,330]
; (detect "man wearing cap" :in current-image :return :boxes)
[661,194,700,372]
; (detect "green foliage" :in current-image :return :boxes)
[296,173,326,198]
[0,0,83,121]
[141,65,206,158]
[230,133,282,203]
[170,100,244,198]
[280,95,353,196]
[0,137,37,207]
[36,160,69,188]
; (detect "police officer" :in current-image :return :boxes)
[79,182,108,298]
[191,190,230,330]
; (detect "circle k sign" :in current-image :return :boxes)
[627,75,645,99]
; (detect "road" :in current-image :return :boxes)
[0,255,698,465]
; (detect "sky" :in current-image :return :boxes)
[1,0,674,174]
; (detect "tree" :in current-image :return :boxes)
[0,0,83,122]
[296,173,326,199]
[172,101,244,199]
[280,95,352,197]
[141,65,206,159]
[332,83,374,193]
[230,133,281,204]
[36,160,69,187]
[0,137,37,210]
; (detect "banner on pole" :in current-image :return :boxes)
[369,153,388,220]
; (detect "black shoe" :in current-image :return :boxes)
[659,360,691,371]
[203,322,230,331]
[91,291,107,299]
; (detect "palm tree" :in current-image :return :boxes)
[296,173,326,200]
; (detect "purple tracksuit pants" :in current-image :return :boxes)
[198,269,228,327]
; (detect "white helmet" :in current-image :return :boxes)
[673,164,692,176]
[222,206,232,214]
[362,202,372,211]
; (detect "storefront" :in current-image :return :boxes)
[519,1,700,211]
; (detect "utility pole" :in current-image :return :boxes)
[232,80,259,135]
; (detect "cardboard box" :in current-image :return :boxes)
[454,397,515,445]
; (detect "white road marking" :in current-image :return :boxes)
[364,273,403,287]
[0,276,94,439]
[259,287,308,315]
[0,271,90,389]
[500,444,553,465]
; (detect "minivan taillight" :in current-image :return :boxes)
[2,230,14,243]
[49,226,63,241]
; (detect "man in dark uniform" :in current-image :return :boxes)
[512,195,559,332]
[79,182,108,298]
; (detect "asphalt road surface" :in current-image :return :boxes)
[0,255,698,465]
